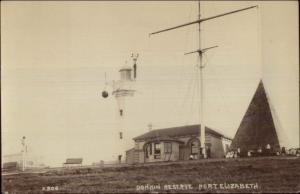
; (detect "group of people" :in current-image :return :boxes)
[226,144,300,158]
[188,144,300,159]
[225,144,275,158]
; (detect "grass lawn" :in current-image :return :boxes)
[2,156,300,193]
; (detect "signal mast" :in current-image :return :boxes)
[149,2,258,158]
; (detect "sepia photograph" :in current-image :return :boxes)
[1,1,299,193]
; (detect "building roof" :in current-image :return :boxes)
[231,80,280,152]
[144,136,185,144]
[64,158,83,164]
[133,124,231,141]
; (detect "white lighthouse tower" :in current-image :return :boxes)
[102,54,138,163]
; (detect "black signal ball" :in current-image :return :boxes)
[102,90,109,98]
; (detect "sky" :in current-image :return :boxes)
[1,1,298,167]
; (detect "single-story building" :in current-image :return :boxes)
[63,158,83,168]
[2,162,19,172]
[2,152,45,171]
[126,124,232,164]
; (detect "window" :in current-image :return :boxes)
[119,109,123,116]
[135,142,139,149]
[154,143,161,155]
[145,145,149,158]
[164,142,172,153]
[191,141,199,154]
[119,132,123,139]
[154,143,161,159]
[225,144,230,153]
[145,143,152,158]
[149,143,152,155]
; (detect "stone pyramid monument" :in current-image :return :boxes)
[231,80,281,154]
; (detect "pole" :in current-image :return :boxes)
[22,151,25,171]
[198,1,206,159]
[21,136,26,171]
